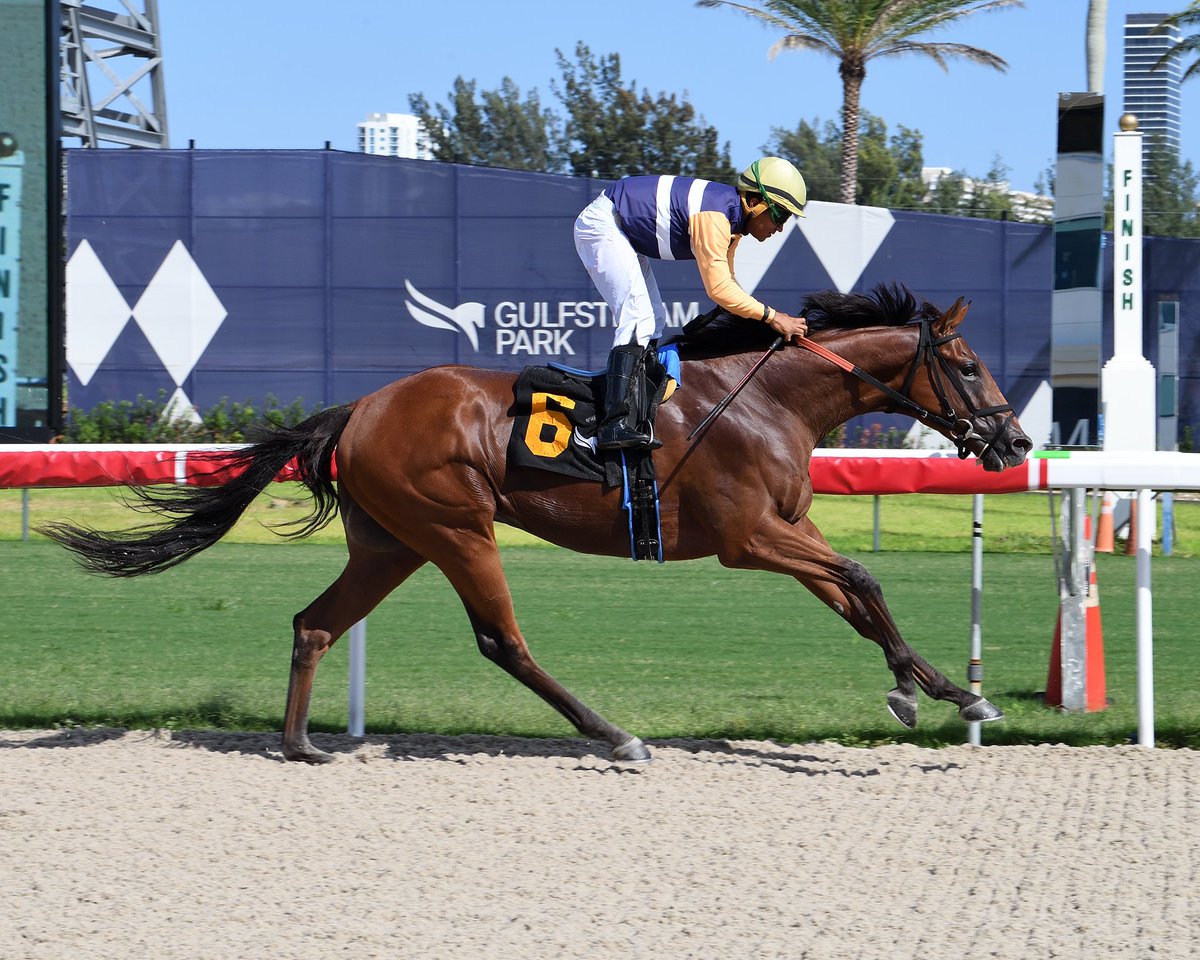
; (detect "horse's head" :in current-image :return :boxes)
[909,297,1032,471]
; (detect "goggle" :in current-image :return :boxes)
[750,160,790,226]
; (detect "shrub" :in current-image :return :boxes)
[59,393,319,443]
[820,422,914,449]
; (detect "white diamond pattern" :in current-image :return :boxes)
[798,201,895,293]
[65,240,133,386]
[131,240,228,386]
[730,218,797,295]
[164,386,202,425]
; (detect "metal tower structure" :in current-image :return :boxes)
[60,0,169,148]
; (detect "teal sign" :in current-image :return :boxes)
[0,0,61,439]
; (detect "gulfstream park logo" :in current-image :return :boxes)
[403,280,700,356]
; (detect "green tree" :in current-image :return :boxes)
[1142,136,1200,237]
[763,117,841,199]
[925,169,967,214]
[409,45,736,181]
[696,0,1021,204]
[553,43,735,181]
[763,111,925,207]
[409,77,563,172]
[960,158,1016,219]
[857,116,926,208]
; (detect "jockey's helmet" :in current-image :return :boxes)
[737,157,807,221]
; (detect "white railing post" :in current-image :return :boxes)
[1135,488,1155,747]
[348,619,366,738]
[967,494,984,746]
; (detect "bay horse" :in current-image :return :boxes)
[42,284,1032,764]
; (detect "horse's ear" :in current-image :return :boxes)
[934,297,969,336]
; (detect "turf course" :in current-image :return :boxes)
[2,487,1197,748]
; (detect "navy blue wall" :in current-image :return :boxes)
[65,149,1200,442]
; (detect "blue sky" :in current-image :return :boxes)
[157,0,1198,194]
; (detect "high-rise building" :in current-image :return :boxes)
[1123,13,1183,163]
[357,112,433,159]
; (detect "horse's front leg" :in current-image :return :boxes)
[724,515,1001,729]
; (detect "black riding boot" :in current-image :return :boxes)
[597,344,655,450]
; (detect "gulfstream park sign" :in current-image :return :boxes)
[404,280,701,356]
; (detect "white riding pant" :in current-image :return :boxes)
[574,192,668,350]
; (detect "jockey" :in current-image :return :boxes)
[574,157,810,450]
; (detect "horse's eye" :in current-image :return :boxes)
[962,362,979,379]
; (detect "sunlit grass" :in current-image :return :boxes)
[2,513,1195,748]
[5,485,1198,556]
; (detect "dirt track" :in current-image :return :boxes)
[1,728,1197,959]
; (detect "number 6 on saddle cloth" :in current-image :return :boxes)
[506,344,679,562]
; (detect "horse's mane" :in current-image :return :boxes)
[672,283,939,359]
[804,283,940,331]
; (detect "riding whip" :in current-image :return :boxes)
[687,335,784,441]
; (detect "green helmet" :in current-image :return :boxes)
[737,156,807,220]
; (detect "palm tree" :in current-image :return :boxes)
[1086,0,1107,92]
[696,0,1023,204]
[1155,2,1200,82]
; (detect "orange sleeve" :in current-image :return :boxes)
[688,211,771,321]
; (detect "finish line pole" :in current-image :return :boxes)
[967,495,984,746]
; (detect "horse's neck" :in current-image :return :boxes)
[786,325,919,429]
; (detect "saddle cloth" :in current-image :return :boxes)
[507,364,608,483]
[506,347,675,486]
[506,350,675,561]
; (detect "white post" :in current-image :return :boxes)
[1105,114,1156,745]
[1135,488,1155,747]
[1102,115,1156,452]
[348,619,366,738]
[967,495,983,746]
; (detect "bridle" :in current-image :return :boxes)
[799,318,1017,461]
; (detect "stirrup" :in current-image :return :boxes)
[597,423,655,450]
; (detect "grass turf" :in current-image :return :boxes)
[1,516,1195,747]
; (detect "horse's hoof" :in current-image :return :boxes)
[612,737,652,763]
[886,688,918,728]
[282,740,336,764]
[960,697,1004,723]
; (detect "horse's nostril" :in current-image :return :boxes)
[1013,435,1033,453]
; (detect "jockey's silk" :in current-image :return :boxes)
[582,175,771,333]
[604,175,747,261]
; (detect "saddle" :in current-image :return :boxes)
[507,345,677,561]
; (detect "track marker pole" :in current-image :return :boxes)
[967,494,984,746]
[348,619,366,738]
[1135,488,1155,747]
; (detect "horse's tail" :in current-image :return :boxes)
[39,404,355,578]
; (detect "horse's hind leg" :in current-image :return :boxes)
[430,532,651,762]
[284,544,426,763]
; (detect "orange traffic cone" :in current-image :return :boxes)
[1096,492,1115,553]
[1045,564,1107,712]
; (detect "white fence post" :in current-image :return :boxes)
[967,494,984,746]
[1135,488,1155,747]
[348,619,366,738]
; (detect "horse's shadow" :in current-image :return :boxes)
[0,726,959,777]
[0,726,132,750]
